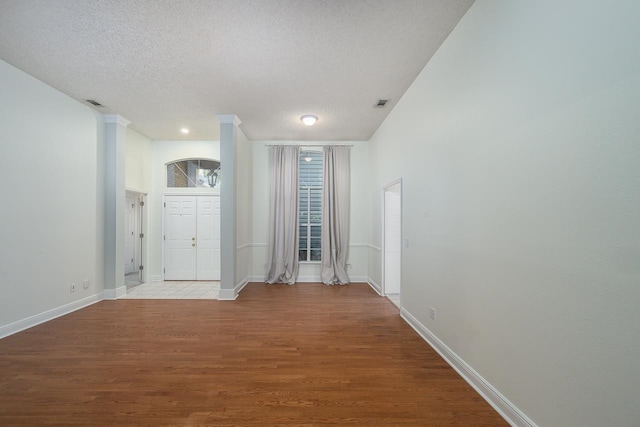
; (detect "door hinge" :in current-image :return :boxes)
[140,201,145,207]
[164,202,166,207]
[139,265,144,271]
[163,235,166,241]
[131,258,134,263]
[139,233,144,238]
[163,268,165,274]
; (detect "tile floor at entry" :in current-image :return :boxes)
[121,281,220,300]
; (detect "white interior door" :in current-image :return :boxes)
[124,196,136,274]
[164,195,220,280]
[164,196,197,280]
[196,196,221,280]
[384,186,402,295]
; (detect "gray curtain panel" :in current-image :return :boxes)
[266,145,300,284]
[321,146,351,285]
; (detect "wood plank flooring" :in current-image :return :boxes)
[0,283,508,426]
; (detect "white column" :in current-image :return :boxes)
[217,114,241,299]
[103,114,130,299]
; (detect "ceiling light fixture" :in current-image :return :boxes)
[304,156,313,162]
[300,115,318,126]
[180,128,190,134]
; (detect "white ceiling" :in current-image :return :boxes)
[0,0,473,141]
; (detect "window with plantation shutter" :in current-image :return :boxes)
[299,150,323,262]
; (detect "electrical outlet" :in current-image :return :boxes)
[429,307,436,321]
[70,283,76,293]
[83,280,89,289]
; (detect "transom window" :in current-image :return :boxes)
[167,159,220,188]
[299,150,323,262]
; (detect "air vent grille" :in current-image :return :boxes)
[85,99,103,107]
[375,99,389,108]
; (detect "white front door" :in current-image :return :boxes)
[196,196,221,280]
[124,196,136,274]
[164,196,197,280]
[164,195,220,280]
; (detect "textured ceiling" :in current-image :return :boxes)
[0,0,473,141]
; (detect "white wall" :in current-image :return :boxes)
[125,128,152,193]
[148,140,220,280]
[250,141,370,282]
[368,1,640,426]
[235,129,253,287]
[0,60,104,331]
[250,141,269,278]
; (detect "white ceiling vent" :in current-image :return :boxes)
[375,99,389,108]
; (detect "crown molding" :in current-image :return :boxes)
[102,114,131,127]
[217,114,242,127]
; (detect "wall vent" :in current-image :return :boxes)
[375,99,389,108]
[85,99,103,107]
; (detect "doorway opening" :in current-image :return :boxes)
[124,190,146,290]
[382,179,402,308]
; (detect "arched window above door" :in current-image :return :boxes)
[166,159,220,188]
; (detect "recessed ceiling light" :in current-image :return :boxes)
[180,128,190,134]
[301,115,318,126]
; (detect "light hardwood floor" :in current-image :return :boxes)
[0,283,508,426]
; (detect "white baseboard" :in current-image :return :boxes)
[297,275,322,282]
[0,293,104,339]
[287,276,370,284]
[218,288,236,300]
[218,276,250,300]
[296,276,368,283]
[367,278,383,295]
[245,277,366,286]
[104,285,127,300]
[150,275,163,282]
[235,276,250,295]
[234,276,370,287]
[400,308,536,427]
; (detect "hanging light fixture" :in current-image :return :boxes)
[300,115,318,126]
[207,167,220,188]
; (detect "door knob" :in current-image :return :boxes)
[192,237,196,240]
[192,243,196,247]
